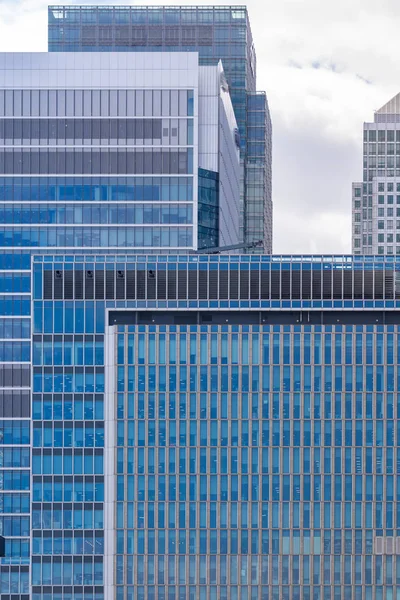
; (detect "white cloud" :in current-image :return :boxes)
[249,0,400,253]
[0,0,398,253]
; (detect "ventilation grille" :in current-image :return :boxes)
[43,267,397,302]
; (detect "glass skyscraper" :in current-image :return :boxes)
[2,253,400,599]
[47,5,272,253]
[352,92,400,256]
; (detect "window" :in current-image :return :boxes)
[378,221,385,230]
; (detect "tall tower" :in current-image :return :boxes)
[48,5,272,253]
[352,93,400,255]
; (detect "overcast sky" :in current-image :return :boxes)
[0,0,398,254]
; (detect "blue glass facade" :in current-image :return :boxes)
[0,85,197,253]
[47,5,273,252]
[1,254,395,599]
[197,169,219,250]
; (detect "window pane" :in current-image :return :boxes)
[110,90,118,116]
[144,91,152,116]
[100,90,109,116]
[74,90,83,117]
[22,91,30,117]
[136,91,144,117]
[39,90,48,116]
[66,90,75,117]
[127,91,135,116]
[179,90,187,116]
[92,91,100,117]
[170,91,179,117]
[14,90,22,117]
[83,90,92,116]
[118,90,127,116]
[49,90,57,117]
[153,91,161,117]
[57,90,65,116]
[5,91,13,117]
[162,91,170,116]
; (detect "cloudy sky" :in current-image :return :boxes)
[0,0,398,254]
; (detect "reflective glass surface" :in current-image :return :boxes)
[48,5,272,252]
[24,254,400,599]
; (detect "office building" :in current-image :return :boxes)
[352,92,400,255]
[3,252,400,599]
[0,49,239,600]
[0,51,240,253]
[48,5,272,253]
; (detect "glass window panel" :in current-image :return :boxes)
[153,91,161,117]
[118,90,126,116]
[171,91,179,117]
[57,90,65,116]
[110,90,118,116]
[162,91,170,116]
[127,91,135,116]
[5,91,13,117]
[13,90,22,117]
[83,90,92,116]
[92,91,100,117]
[22,90,30,117]
[179,90,187,116]
[136,91,144,117]
[66,90,75,117]
[74,90,83,117]
[144,91,153,117]
[101,90,109,116]
[39,90,48,116]
[49,90,57,117]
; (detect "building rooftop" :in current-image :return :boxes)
[376,92,400,115]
